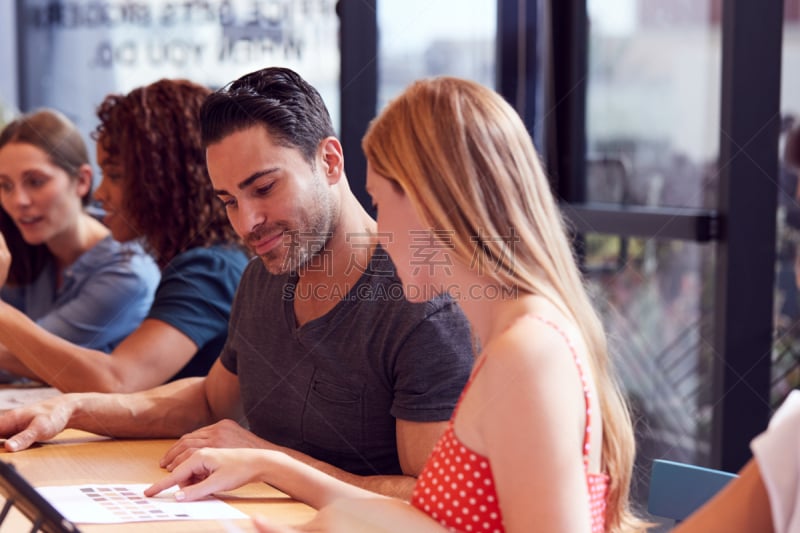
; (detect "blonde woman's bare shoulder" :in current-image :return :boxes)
[467,311,589,448]
[481,312,584,380]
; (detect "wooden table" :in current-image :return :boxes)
[0,430,315,532]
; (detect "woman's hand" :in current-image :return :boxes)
[145,448,273,501]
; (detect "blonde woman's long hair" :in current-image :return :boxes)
[362,77,644,532]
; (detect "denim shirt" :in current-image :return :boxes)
[1,236,160,352]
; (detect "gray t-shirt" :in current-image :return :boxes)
[220,245,474,476]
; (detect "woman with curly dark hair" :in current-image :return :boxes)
[0,79,248,393]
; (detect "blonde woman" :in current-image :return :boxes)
[147,77,646,532]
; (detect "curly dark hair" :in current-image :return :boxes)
[0,109,91,285]
[94,79,242,268]
[200,67,335,164]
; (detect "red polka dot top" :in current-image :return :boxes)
[411,315,609,532]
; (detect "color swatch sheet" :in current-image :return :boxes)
[36,483,248,523]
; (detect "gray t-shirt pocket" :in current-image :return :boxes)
[301,372,365,454]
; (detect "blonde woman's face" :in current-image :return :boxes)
[366,162,446,303]
[0,142,86,246]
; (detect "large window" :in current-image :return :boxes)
[585,0,719,475]
[13,0,340,155]
[587,0,720,210]
[377,0,496,109]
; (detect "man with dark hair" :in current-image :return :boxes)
[0,67,474,500]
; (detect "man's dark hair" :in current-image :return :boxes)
[200,67,336,164]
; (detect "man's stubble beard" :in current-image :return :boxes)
[259,179,339,276]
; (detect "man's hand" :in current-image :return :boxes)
[159,419,270,471]
[0,396,74,452]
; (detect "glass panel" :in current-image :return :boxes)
[0,2,16,121]
[773,1,800,408]
[583,234,715,507]
[377,0,496,109]
[585,2,721,511]
[16,0,340,152]
[586,0,720,209]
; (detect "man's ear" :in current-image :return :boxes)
[75,164,94,199]
[319,137,345,184]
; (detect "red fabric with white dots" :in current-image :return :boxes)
[411,316,609,532]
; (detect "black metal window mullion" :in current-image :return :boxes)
[337,0,377,215]
[496,0,539,141]
[546,0,587,204]
[711,0,783,472]
[15,0,27,111]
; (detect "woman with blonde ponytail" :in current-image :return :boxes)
[148,76,648,533]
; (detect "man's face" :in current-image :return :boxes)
[207,125,336,275]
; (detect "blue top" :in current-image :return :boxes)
[1,236,160,352]
[146,245,248,381]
